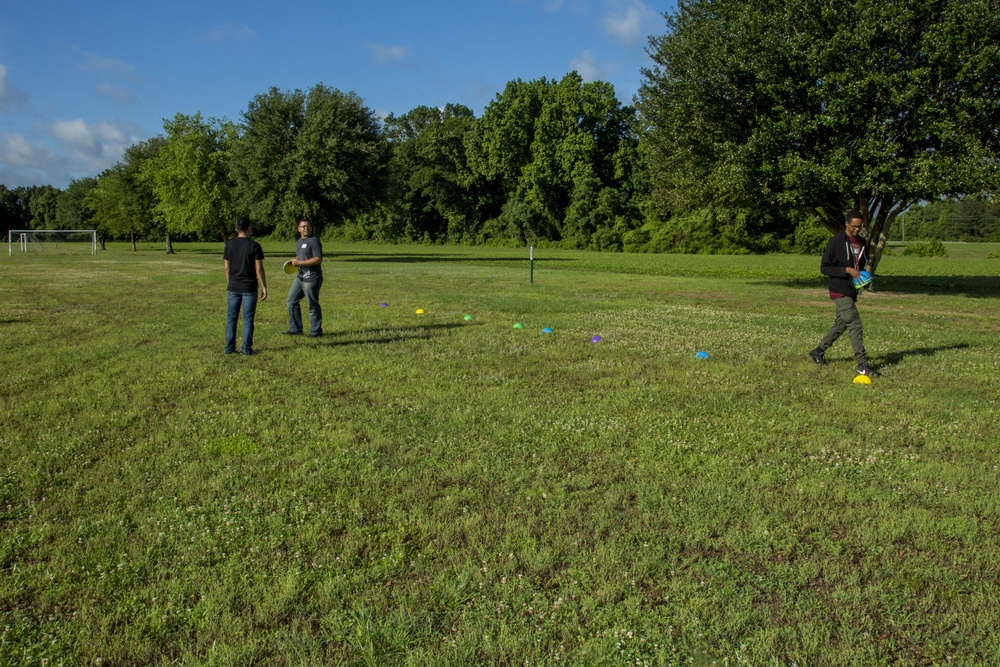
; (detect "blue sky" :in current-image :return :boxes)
[0,0,672,189]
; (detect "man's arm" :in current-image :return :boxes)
[819,237,840,278]
[255,259,267,301]
[224,259,230,282]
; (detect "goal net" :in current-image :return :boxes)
[7,230,97,256]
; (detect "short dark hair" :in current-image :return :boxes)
[297,218,313,235]
[235,216,251,233]
[845,209,864,223]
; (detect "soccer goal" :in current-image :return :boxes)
[8,230,97,256]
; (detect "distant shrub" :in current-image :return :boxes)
[792,218,832,255]
[902,239,947,257]
[620,208,781,254]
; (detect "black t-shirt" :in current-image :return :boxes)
[224,236,264,293]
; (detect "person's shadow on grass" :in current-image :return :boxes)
[271,322,473,349]
[878,343,970,368]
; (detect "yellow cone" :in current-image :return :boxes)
[415,308,425,315]
[853,374,872,385]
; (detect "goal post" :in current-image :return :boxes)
[8,229,97,256]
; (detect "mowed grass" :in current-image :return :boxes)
[1,242,999,666]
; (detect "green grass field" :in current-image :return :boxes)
[2,241,999,666]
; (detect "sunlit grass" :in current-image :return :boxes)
[1,243,998,665]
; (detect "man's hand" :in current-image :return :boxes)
[846,267,860,279]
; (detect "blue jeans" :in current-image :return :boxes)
[287,277,322,335]
[226,291,258,354]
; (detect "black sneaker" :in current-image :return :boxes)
[809,348,825,365]
[282,330,303,336]
[308,331,323,338]
[856,362,881,378]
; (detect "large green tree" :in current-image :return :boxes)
[55,177,98,241]
[0,185,25,237]
[0,185,59,236]
[468,72,644,248]
[293,85,389,233]
[144,113,237,251]
[29,186,61,230]
[639,0,1000,270]
[87,167,133,249]
[231,87,306,236]
[87,137,165,251]
[382,104,482,242]
[232,85,389,238]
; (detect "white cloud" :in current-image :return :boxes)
[51,118,133,161]
[52,119,102,157]
[1,110,140,187]
[0,64,29,109]
[365,43,412,64]
[1,134,48,166]
[602,0,658,48]
[74,49,139,82]
[511,0,585,11]
[197,23,258,44]
[68,51,141,111]
[95,81,137,105]
[571,50,617,82]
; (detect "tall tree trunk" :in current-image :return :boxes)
[165,233,175,254]
[867,198,914,277]
[130,232,137,252]
[814,204,844,235]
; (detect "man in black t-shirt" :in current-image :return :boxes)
[223,216,267,355]
[809,210,880,377]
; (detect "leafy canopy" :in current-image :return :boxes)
[144,113,237,240]
[467,72,644,248]
[232,85,389,238]
[639,0,1000,270]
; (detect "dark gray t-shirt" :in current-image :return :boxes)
[295,236,323,282]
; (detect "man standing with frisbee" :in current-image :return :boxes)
[223,216,267,355]
[284,218,323,337]
[809,209,880,377]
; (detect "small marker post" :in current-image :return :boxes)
[529,244,534,284]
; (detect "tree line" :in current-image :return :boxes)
[893,199,1000,243]
[3,0,997,268]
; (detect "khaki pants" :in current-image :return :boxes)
[818,296,866,364]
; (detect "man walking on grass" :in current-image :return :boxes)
[810,209,880,377]
[284,218,323,337]
[223,216,267,355]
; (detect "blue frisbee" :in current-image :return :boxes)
[852,270,873,289]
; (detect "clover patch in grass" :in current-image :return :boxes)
[205,435,258,457]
